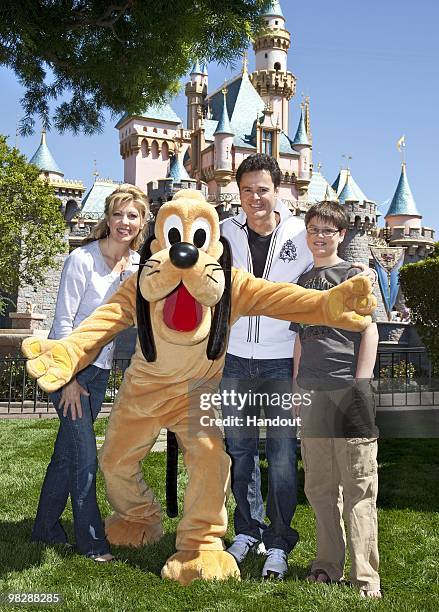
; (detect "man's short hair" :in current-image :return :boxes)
[305,201,349,231]
[236,154,282,189]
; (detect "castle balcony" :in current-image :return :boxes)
[252,27,291,52]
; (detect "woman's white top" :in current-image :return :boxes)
[48,240,140,369]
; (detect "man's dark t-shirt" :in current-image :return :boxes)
[246,225,273,278]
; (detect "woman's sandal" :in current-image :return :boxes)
[306,569,336,584]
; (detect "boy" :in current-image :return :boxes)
[291,201,381,598]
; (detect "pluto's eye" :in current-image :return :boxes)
[168,227,181,245]
[163,214,184,249]
[193,228,206,248]
[190,218,211,251]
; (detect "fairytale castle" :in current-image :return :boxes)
[15,0,436,333]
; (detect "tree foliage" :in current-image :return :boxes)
[0,135,66,311]
[400,246,439,373]
[0,0,271,135]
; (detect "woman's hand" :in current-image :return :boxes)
[59,378,90,420]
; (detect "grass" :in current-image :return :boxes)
[0,419,438,612]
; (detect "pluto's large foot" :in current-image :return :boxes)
[161,550,240,585]
[105,514,163,547]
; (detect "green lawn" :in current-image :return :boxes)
[0,419,438,612]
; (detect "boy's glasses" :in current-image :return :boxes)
[306,227,340,237]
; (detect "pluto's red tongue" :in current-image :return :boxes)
[163,284,202,331]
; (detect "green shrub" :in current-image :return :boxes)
[400,246,439,375]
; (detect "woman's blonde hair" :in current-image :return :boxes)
[83,184,150,251]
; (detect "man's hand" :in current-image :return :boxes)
[59,378,90,420]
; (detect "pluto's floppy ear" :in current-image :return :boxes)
[136,235,156,362]
[207,236,232,360]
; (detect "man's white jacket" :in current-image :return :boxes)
[220,200,313,359]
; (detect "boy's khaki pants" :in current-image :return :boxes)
[301,436,380,592]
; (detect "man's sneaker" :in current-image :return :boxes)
[262,548,288,580]
[226,534,261,563]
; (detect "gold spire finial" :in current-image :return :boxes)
[93,159,99,180]
[242,51,248,75]
[222,83,228,98]
[41,128,46,145]
[397,135,406,165]
[317,161,322,172]
[342,154,352,172]
[305,95,312,143]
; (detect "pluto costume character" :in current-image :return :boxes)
[23,190,376,585]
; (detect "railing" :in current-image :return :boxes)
[0,358,130,418]
[0,349,437,417]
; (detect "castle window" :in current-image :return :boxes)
[274,62,281,71]
[275,20,279,25]
[265,53,268,59]
[262,130,273,156]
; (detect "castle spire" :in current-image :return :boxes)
[385,162,421,218]
[214,87,234,136]
[262,1,284,17]
[250,0,295,134]
[29,129,63,176]
[291,106,310,147]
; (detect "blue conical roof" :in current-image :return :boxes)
[191,60,202,75]
[168,154,190,182]
[338,173,360,204]
[291,108,310,146]
[214,92,234,136]
[29,131,62,175]
[262,1,284,17]
[332,169,370,202]
[385,163,421,217]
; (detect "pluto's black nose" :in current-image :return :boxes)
[169,242,199,269]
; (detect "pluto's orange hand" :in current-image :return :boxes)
[324,275,377,332]
[22,338,75,393]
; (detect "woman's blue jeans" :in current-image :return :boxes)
[222,353,299,554]
[31,365,111,557]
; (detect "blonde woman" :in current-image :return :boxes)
[31,184,149,561]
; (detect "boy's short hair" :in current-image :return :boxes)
[236,154,281,189]
[305,200,349,231]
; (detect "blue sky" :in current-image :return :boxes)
[1,0,438,230]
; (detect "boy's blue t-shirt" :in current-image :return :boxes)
[290,261,375,390]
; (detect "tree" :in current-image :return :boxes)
[0,0,271,135]
[0,135,66,313]
[400,247,439,374]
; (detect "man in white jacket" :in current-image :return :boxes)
[220,154,313,579]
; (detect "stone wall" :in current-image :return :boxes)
[16,250,67,332]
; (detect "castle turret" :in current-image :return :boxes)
[336,170,377,265]
[292,106,312,192]
[29,129,64,180]
[250,0,296,134]
[29,129,85,219]
[214,88,234,187]
[383,163,435,261]
[185,61,208,131]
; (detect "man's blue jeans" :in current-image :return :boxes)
[31,365,111,557]
[222,353,299,554]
